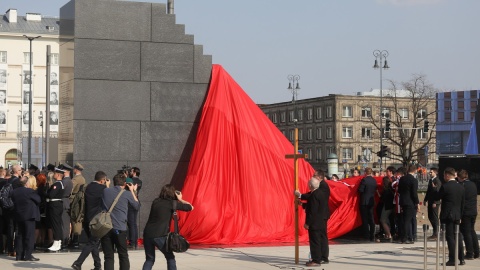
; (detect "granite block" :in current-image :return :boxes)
[151,4,194,44]
[74,120,141,161]
[150,82,207,122]
[75,80,150,121]
[194,45,212,84]
[75,39,140,81]
[59,0,75,37]
[140,122,198,162]
[75,0,151,41]
[141,43,194,83]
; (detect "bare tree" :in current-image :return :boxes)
[367,74,437,166]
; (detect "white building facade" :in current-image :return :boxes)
[0,9,60,168]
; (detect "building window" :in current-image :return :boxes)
[51,53,59,65]
[289,130,294,141]
[307,128,313,140]
[0,51,7,63]
[458,111,465,121]
[281,130,286,137]
[316,127,322,140]
[417,109,427,119]
[24,52,32,64]
[417,128,426,139]
[298,109,303,121]
[307,148,312,160]
[362,107,371,118]
[298,129,303,140]
[272,113,277,123]
[307,108,313,120]
[342,127,353,138]
[326,127,333,139]
[342,148,353,160]
[399,108,409,119]
[457,100,464,109]
[316,147,322,161]
[289,111,295,122]
[281,112,286,123]
[444,112,451,121]
[326,106,333,118]
[361,127,372,139]
[381,108,390,119]
[316,107,322,119]
[399,128,410,138]
[342,106,353,118]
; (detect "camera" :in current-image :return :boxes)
[117,165,132,175]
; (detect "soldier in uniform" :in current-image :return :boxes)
[47,167,65,251]
[61,164,74,249]
[69,163,85,248]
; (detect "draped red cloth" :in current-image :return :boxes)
[178,65,380,244]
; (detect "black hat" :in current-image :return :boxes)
[47,164,55,172]
[73,163,84,171]
[29,164,39,171]
[60,163,73,173]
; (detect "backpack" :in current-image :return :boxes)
[0,183,14,210]
[70,184,86,223]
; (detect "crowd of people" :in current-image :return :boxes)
[354,164,479,266]
[0,163,193,270]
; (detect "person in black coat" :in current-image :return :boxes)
[295,169,331,267]
[358,167,377,242]
[398,164,419,244]
[457,170,479,260]
[11,176,41,261]
[142,184,193,270]
[423,167,441,240]
[434,167,465,266]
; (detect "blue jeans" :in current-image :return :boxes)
[142,236,176,270]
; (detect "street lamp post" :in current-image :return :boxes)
[287,75,300,126]
[373,50,389,171]
[23,35,41,167]
[38,111,44,167]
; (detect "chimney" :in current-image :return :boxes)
[26,13,42,21]
[167,0,174,14]
[6,9,17,23]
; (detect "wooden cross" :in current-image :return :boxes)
[285,127,308,264]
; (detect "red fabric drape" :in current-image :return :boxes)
[178,65,381,244]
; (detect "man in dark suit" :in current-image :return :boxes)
[11,176,41,261]
[358,167,377,242]
[398,164,419,244]
[435,167,465,266]
[457,169,479,260]
[424,167,441,240]
[295,169,330,267]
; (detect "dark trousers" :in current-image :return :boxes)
[15,219,35,260]
[142,237,176,270]
[48,202,63,240]
[443,219,464,262]
[127,207,139,247]
[62,201,70,244]
[74,222,101,269]
[460,215,479,257]
[427,203,439,234]
[101,229,129,270]
[360,204,375,240]
[5,211,16,253]
[401,206,416,242]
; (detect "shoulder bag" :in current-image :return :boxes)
[89,189,125,238]
[166,200,190,252]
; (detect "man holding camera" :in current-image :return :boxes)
[100,173,139,270]
[127,167,142,249]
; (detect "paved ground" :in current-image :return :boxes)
[2,238,480,270]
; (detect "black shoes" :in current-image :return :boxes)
[444,260,466,266]
[320,259,329,264]
[71,264,81,270]
[23,256,40,261]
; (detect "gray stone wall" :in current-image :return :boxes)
[60,0,212,235]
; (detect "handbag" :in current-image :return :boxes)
[89,189,125,238]
[166,200,190,253]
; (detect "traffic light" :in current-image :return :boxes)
[423,120,429,133]
[385,119,391,132]
[376,145,389,158]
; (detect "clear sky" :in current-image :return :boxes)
[1,0,479,104]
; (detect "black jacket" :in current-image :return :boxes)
[84,182,106,223]
[398,173,419,207]
[143,198,192,239]
[358,176,377,206]
[12,186,41,222]
[435,179,465,221]
[459,179,477,216]
[301,180,330,230]
[424,176,441,204]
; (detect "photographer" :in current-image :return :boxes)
[127,167,142,249]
